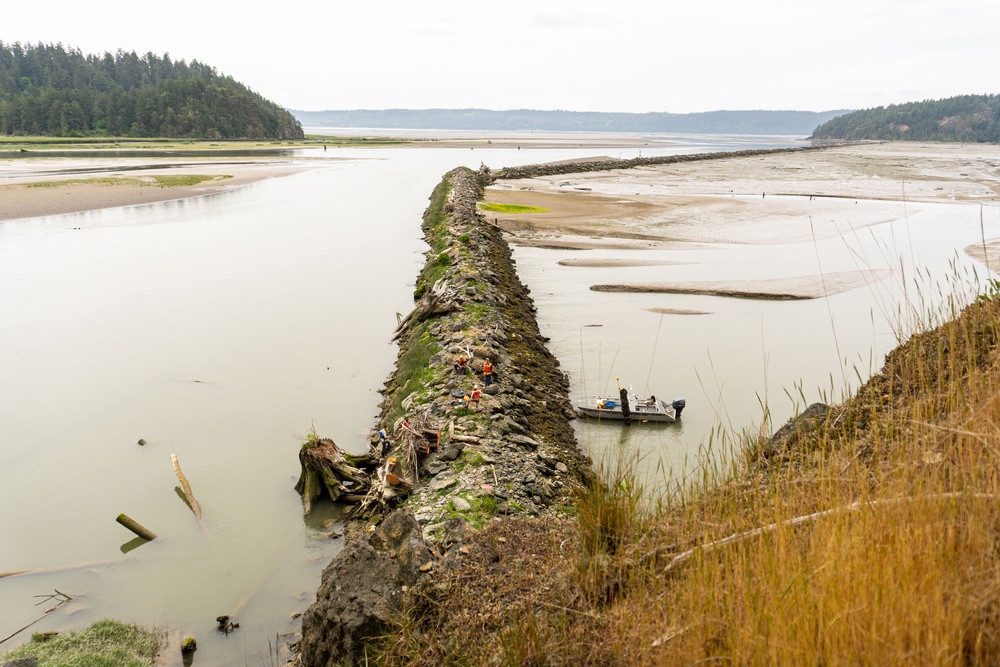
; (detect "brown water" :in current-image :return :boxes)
[13,133,973,664]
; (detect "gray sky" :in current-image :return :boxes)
[4,0,997,113]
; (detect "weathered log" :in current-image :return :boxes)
[116,513,157,541]
[392,279,459,340]
[171,453,203,520]
[351,416,440,518]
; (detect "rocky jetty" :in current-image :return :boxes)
[490,144,838,181]
[299,166,593,666]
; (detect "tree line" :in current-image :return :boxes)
[0,41,303,139]
[810,94,1000,143]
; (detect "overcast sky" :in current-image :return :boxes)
[4,0,998,114]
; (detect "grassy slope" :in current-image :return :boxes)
[372,290,1000,665]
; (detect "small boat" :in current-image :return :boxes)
[577,392,686,423]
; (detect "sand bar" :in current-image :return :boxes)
[558,258,688,267]
[0,157,317,221]
[592,269,893,300]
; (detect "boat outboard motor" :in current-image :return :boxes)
[672,397,686,417]
[620,387,631,425]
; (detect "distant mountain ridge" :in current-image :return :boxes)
[292,108,850,136]
[811,94,1000,143]
[0,41,303,139]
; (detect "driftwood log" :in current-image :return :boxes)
[295,438,375,515]
[171,453,204,520]
[393,279,459,341]
[353,417,439,518]
[116,513,157,541]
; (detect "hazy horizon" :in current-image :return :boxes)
[4,0,998,116]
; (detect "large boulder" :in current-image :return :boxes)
[300,509,434,666]
[763,402,831,459]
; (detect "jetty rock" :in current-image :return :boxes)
[300,509,433,664]
[299,166,594,666]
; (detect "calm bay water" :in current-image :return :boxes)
[3,132,991,664]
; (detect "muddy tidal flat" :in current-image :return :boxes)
[486,141,1000,271]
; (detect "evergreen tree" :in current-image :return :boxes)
[0,41,303,139]
[811,95,1000,143]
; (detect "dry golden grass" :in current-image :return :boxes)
[371,290,1000,666]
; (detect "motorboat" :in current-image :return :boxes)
[577,391,685,423]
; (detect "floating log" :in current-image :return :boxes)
[171,453,203,520]
[116,514,158,541]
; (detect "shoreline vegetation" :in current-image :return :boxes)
[5,139,1000,665]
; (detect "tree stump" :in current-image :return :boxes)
[294,438,375,515]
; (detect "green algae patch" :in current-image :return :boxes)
[23,174,229,188]
[478,202,548,214]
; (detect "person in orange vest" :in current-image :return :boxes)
[470,385,482,410]
[482,359,493,387]
[454,355,468,374]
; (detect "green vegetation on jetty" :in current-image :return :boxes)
[298,166,594,664]
[811,94,1000,143]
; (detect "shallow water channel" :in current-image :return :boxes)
[2,132,991,664]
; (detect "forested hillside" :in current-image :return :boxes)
[0,42,303,139]
[811,94,1000,142]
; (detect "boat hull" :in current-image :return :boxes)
[576,396,678,423]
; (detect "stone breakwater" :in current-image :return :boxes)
[490,144,838,181]
[299,166,593,665]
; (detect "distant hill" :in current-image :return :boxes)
[0,42,303,139]
[292,108,850,136]
[811,95,1000,143]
